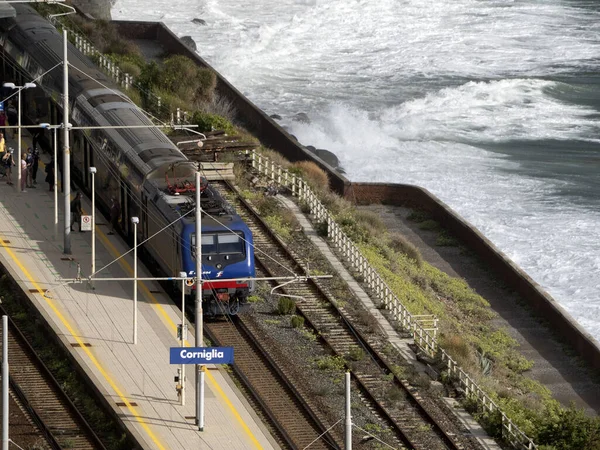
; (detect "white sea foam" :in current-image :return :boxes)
[113,0,600,342]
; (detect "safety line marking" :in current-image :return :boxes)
[0,239,167,450]
[95,228,263,449]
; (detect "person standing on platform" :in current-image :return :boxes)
[0,132,5,157]
[4,148,14,185]
[108,196,120,235]
[20,153,27,192]
[45,158,54,191]
[25,148,34,188]
[31,148,39,185]
[70,191,82,231]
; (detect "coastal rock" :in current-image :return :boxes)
[293,112,310,124]
[315,148,339,169]
[181,36,197,52]
[270,114,282,120]
[192,18,207,25]
[305,145,317,153]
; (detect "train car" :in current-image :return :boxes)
[0,5,255,315]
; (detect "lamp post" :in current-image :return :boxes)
[131,216,139,345]
[179,271,187,406]
[2,315,8,450]
[2,82,36,193]
[89,167,96,288]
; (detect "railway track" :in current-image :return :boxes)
[205,317,339,450]
[0,307,106,450]
[213,181,473,450]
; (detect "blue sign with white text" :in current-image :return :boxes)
[170,347,234,364]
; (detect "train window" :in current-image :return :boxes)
[217,234,244,254]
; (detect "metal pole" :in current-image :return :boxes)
[2,315,8,450]
[345,371,352,450]
[53,127,58,225]
[17,89,21,193]
[180,274,186,406]
[90,167,96,288]
[132,217,138,345]
[195,171,204,430]
[63,29,71,254]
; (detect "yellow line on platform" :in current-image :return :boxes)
[0,238,167,450]
[95,226,264,449]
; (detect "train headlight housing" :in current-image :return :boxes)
[216,263,222,269]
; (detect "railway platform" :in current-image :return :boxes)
[0,133,279,450]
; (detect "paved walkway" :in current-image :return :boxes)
[0,133,279,450]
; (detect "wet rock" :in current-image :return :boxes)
[270,114,282,120]
[305,145,317,153]
[192,18,207,25]
[181,36,197,52]
[293,112,310,124]
[315,148,339,169]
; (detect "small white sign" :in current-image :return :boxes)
[81,215,92,232]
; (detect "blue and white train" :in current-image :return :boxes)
[0,5,255,315]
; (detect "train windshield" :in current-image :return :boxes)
[191,232,245,257]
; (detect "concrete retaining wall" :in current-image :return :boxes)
[348,182,600,371]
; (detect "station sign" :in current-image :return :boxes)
[170,347,234,364]
[81,215,92,231]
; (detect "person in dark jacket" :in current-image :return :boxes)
[70,191,82,231]
[108,196,120,235]
[45,159,54,191]
[31,148,39,185]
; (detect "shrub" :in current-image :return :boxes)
[436,231,459,247]
[388,232,423,267]
[289,160,329,193]
[315,220,328,237]
[195,68,217,103]
[440,334,472,366]
[117,60,142,78]
[353,209,386,235]
[316,355,346,372]
[347,346,365,361]
[276,297,295,315]
[191,111,236,134]
[418,219,440,231]
[290,315,305,328]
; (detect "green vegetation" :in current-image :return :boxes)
[0,276,132,449]
[276,297,296,315]
[290,315,305,329]
[244,149,600,449]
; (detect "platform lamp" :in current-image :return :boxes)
[89,166,97,289]
[132,216,139,345]
[3,82,36,193]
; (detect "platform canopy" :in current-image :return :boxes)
[0,1,15,18]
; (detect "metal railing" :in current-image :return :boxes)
[249,150,537,450]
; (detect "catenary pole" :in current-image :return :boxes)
[2,315,8,450]
[90,167,96,288]
[180,272,186,406]
[195,171,204,430]
[345,371,352,450]
[53,127,58,225]
[132,217,139,344]
[16,88,21,193]
[63,29,71,254]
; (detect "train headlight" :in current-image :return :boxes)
[216,263,222,269]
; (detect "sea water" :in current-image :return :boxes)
[113,0,600,340]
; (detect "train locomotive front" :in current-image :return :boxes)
[181,215,256,316]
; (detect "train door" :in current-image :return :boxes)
[141,192,148,241]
